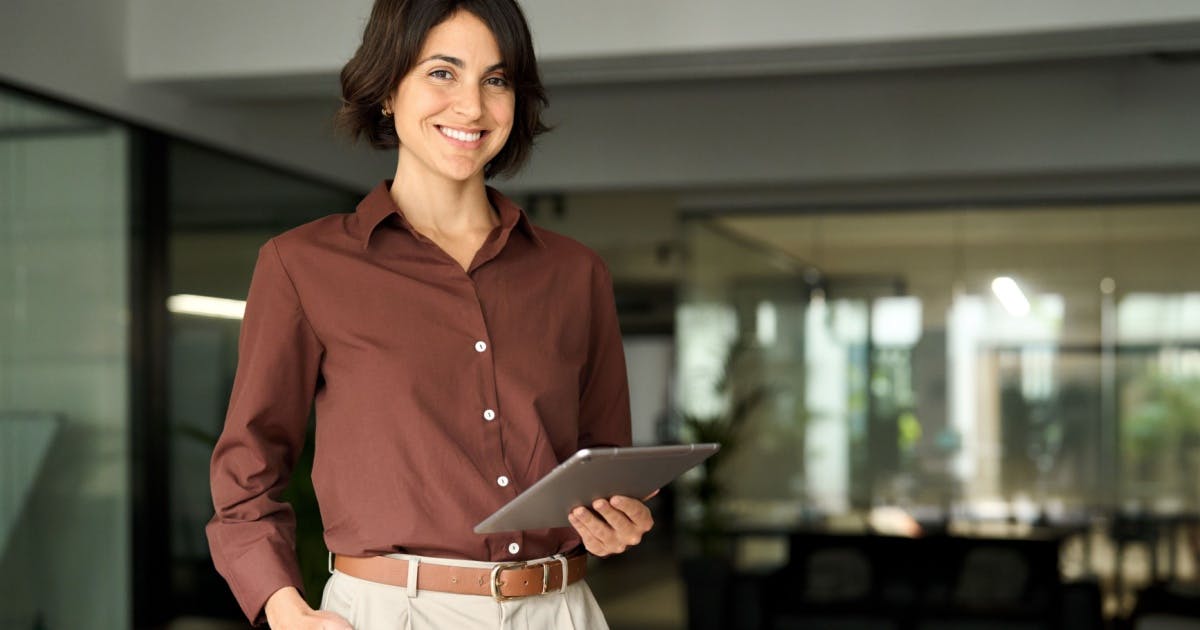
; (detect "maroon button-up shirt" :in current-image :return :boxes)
[205,180,631,625]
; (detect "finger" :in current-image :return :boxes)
[610,495,651,520]
[592,498,637,534]
[575,505,624,550]
[572,505,615,542]
[594,498,648,548]
[569,518,603,554]
[609,496,653,531]
[569,508,610,555]
[607,499,651,548]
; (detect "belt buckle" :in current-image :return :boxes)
[490,561,537,601]
[490,557,563,601]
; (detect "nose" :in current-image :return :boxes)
[452,82,483,120]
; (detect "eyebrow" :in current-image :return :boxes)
[419,54,505,73]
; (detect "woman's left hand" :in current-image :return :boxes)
[568,489,658,557]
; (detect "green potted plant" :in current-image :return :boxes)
[675,335,773,630]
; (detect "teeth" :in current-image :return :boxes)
[439,126,482,142]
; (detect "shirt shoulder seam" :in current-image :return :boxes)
[267,238,325,350]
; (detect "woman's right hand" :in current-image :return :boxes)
[264,586,353,629]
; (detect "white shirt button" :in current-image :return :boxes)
[474,340,487,352]
[508,542,520,555]
[497,475,509,487]
[483,409,496,421]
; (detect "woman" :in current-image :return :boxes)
[205,1,654,628]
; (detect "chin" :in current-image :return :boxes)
[439,168,483,182]
[438,159,491,182]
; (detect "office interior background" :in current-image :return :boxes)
[4,1,1200,629]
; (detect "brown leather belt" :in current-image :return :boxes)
[333,551,588,601]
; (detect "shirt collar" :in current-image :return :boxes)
[354,179,545,251]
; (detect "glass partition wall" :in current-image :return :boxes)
[0,82,362,627]
[676,203,1200,588]
[0,88,132,629]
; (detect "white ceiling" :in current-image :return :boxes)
[124,0,1200,100]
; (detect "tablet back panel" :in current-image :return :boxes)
[474,443,719,534]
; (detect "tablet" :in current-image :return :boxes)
[473,443,720,534]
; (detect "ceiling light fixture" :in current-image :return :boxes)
[167,294,246,320]
[991,276,1030,317]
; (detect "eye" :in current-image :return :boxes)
[484,76,510,88]
[429,69,453,80]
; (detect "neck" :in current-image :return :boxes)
[389,155,499,235]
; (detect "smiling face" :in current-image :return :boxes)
[387,10,515,184]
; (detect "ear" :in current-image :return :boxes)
[380,86,395,115]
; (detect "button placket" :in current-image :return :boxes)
[469,284,514,511]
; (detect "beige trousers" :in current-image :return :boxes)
[319,552,610,630]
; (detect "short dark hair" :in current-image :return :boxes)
[335,0,550,179]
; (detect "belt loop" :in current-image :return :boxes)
[406,557,420,598]
[554,554,569,594]
[328,552,334,575]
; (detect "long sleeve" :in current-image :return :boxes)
[205,239,324,626]
[577,256,632,449]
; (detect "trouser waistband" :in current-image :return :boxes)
[329,549,588,601]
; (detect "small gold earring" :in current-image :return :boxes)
[381,106,392,117]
